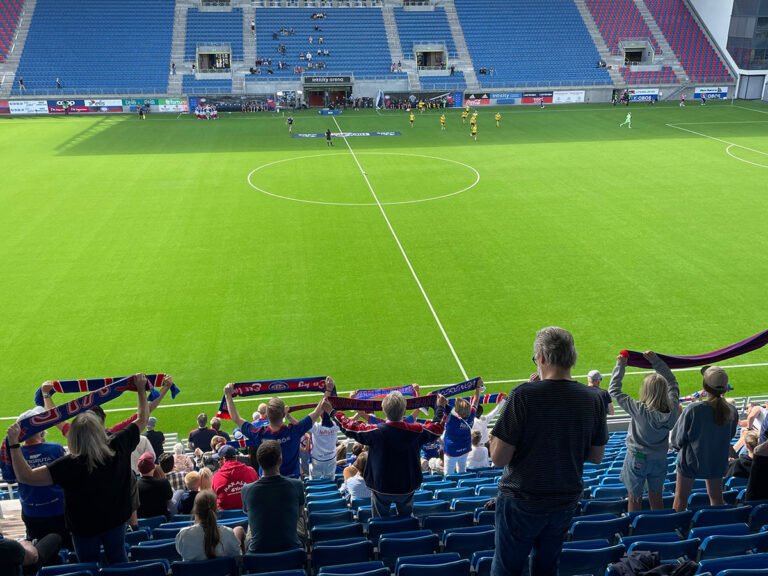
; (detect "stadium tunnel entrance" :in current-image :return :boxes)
[303,75,353,107]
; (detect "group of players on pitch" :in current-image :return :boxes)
[406,104,501,141]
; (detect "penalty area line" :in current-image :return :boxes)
[331,115,470,382]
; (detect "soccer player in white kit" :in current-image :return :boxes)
[619,112,632,128]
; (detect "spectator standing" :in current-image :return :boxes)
[136,452,172,519]
[55,78,62,90]
[241,440,304,553]
[0,407,67,545]
[609,351,679,511]
[210,417,231,442]
[188,413,218,452]
[130,434,155,474]
[18,77,24,92]
[175,490,244,562]
[466,430,491,469]
[444,388,480,473]
[331,392,447,517]
[310,414,340,480]
[144,417,165,458]
[490,327,607,576]
[672,366,738,511]
[588,369,615,416]
[223,380,332,478]
[472,398,505,447]
[5,375,150,565]
[211,445,258,510]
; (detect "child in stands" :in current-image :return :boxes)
[443,384,481,474]
[467,430,491,469]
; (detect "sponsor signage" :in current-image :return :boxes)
[521,91,554,105]
[292,131,401,138]
[9,100,49,115]
[47,99,123,113]
[318,109,343,115]
[304,76,352,85]
[628,88,659,102]
[553,90,586,104]
[0,100,9,115]
[694,86,728,100]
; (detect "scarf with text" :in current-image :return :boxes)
[352,384,416,400]
[34,374,179,407]
[215,377,330,419]
[621,328,768,369]
[449,392,506,406]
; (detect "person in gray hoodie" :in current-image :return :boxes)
[671,366,738,511]
[610,350,679,511]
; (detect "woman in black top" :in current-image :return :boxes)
[6,375,149,565]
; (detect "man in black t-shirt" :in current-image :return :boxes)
[587,369,614,416]
[144,417,165,457]
[136,452,172,519]
[188,413,217,452]
[490,327,607,576]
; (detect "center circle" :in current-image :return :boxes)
[246,152,480,206]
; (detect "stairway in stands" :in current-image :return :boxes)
[440,0,479,92]
[571,0,624,85]
[168,0,194,96]
[0,0,35,98]
[630,0,688,83]
[381,0,418,90]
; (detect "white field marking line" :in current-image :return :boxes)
[246,152,480,207]
[4,360,767,419]
[726,144,768,169]
[732,105,768,116]
[668,121,768,125]
[332,115,469,381]
[665,123,768,157]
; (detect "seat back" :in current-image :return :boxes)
[39,564,100,576]
[697,552,768,574]
[242,548,306,573]
[130,541,182,562]
[379,533,439,568]
[171,557,239,576]
[690,523,751,541]
[311,538,373,571]
[570,516,631,542]
[422,512,474,533]
[694,507,753,528]
[310,522,364,543]
[101,563,167,576]
[632,510,694,536]
[559,544,626,576]
[367,516,419,541]
[308,509,354,527]
[396,558,471,576]
[699,532,768,560]
[627,538,701,560]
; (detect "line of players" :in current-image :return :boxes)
[408,104,502,141]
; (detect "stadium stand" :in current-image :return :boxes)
[453,0,612,88]
[253,8,402,79]
[182,75,232,95]
[419,71,466,91]
[585,0,661,55]
[186,8,245,62]
[621,65,677,84]
[393,7,456,59]
[11,0,175,95]
[0,0,23,63]
[642,0,732,82]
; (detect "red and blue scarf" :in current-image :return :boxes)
[215,377,330,419]
[34,374,179,407]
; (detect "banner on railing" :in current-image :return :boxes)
[522,91,554,105]
[9,100,49,115]
[0,100,9,115]
[628,88,659,102]
[694,86,728,100]
[553,90,586,104]
[47,100,123,114]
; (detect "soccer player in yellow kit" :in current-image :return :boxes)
[418,100,425,113]
[440,114,446,130]
[471,122,478,141]
[495,112,501,127]
[409,111,415,127]
[461,110,468,124]
[465,104,470,114]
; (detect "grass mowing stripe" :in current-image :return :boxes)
[332,115,470,381]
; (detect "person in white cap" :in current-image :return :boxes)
[671,366,738,511]
[587,369,614,415]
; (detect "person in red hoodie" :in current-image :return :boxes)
[211,445,258,510]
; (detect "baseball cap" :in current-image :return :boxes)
[587,370,603,382]
[147,416,157,430]
[137,452,156,474]
[218,445,237,459]
[17,405,46,422]
[703,366,729,393]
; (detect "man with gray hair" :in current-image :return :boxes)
[588,369,614,416]
[329,391,448,517]
[490,327,608,576]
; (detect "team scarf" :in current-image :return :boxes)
[352,384,415,400]
[215,377,330,419]
[2,376,153,465]
[33,374,179,407]
[621,328,768,369]
[449,392,506,406]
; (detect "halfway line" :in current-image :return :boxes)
[331,116,469,381]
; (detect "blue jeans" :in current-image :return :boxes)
[370,491,414,518]
[72,523,127,565]
[491,493,577,576]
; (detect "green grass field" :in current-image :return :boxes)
[2,100,768,437]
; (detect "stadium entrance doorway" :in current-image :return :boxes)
[306,89,348,107]
[303,76,353,107]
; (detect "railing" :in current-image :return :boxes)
[475,79,614,89]
[6,88,172,97]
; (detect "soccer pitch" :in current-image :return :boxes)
[2,101,768,434]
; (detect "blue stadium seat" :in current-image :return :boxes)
[697,553,768,574]
[395,553,463,574]
[242,549,305,573]
[694,507,753,528]
[218,509,247,520]
[317,561,386,575]
[627,538,701,560]
[413,491,434,502]
[397,559,470,576]
[311,522,364,542]
[306,491,342,503]
[716,571,768,576]
[435,487,474,501]
[171,557,239,576]
[445,473,475,482]
[582,499,628,516]
[631,510,694,536]
[152,526,186,540]
[569,516,631,542]
[101,563,167,576]
[39,564,99,576]
[422,512,474,533]
[309,509,354,526]
[475,486,498,498]
[475,510,495,526]
[356,506,374,524]
[559,544,626,576]
[458,478,495,489]
[367,516,419,541]
[130,541,182,562]
[244,572,305,576]
[443,527,495,559]
[751,505,768,531]
[593,486,629,499]
[690,523,751,541]
[307,499,347,513]
[379,532,439,568]
[137,515,167,532]
[422,481,456,493]
[350,498,371,510]
[312,537,373,572]
[412,500,450,517]
[125,529,151,546]
[699,532,768,560]
[620,532,682,548]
